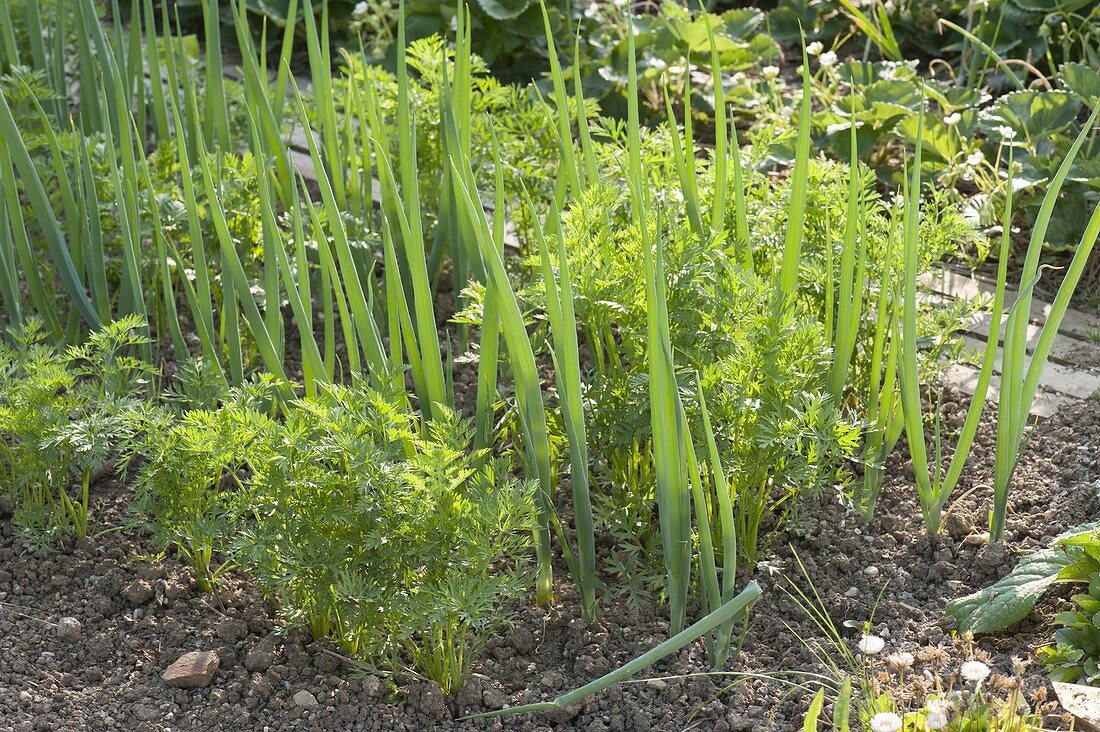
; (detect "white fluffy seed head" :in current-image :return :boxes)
[858,634,885,655]
[869,712,903,732]
[925,709,949,730]
[886,651,914,671]
[960,660,991,683]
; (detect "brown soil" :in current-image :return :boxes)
[1,389,1097,731]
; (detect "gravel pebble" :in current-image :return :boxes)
[292,689,318,709]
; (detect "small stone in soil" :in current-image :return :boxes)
[216,618,248,643]
[863,566,880,579]
[56,616,82,642]
[963,532,991,547]
[162,650,220,688]
[978,544,1007,570]
[122,579,155,606]
[313,651,341,673]
[292,690,319,709]
[482,686,507,709]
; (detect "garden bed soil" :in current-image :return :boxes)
[1,388,1097,732]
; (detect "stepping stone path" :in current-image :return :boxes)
[925,266,1100,417]
[1054,681,1100,731]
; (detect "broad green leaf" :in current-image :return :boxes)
[862,79,924,110]
[1043,193,1090,253]
[981,91,1081,143]
[947,548,1072,633]
[717,7,765,37]
[836,61,877,85]
[838,81,923,131]
[1062,62,1100,105]
[922,80,983,111]
[896,113,964,164]
[666,19,777,67]
[474,0,531,21]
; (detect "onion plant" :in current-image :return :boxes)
[369,3,448,418]
[777,49,815,300]
[989,103,1100,541]
[532,197,599,620]
[447,151,556,605]
[626,13,760,655]
[0,92,100,331]
[899,102,1100,538]
[897,110,1009,534]
[624,17,690,637]
[854,257,903,520]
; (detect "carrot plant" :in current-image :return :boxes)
[232,387,532,696]
[0,317,151,546]
[125,383,281,592]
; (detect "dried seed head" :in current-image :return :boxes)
[1011,655,1029,677]
[886,651,915,671]
[917,645,948,666]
